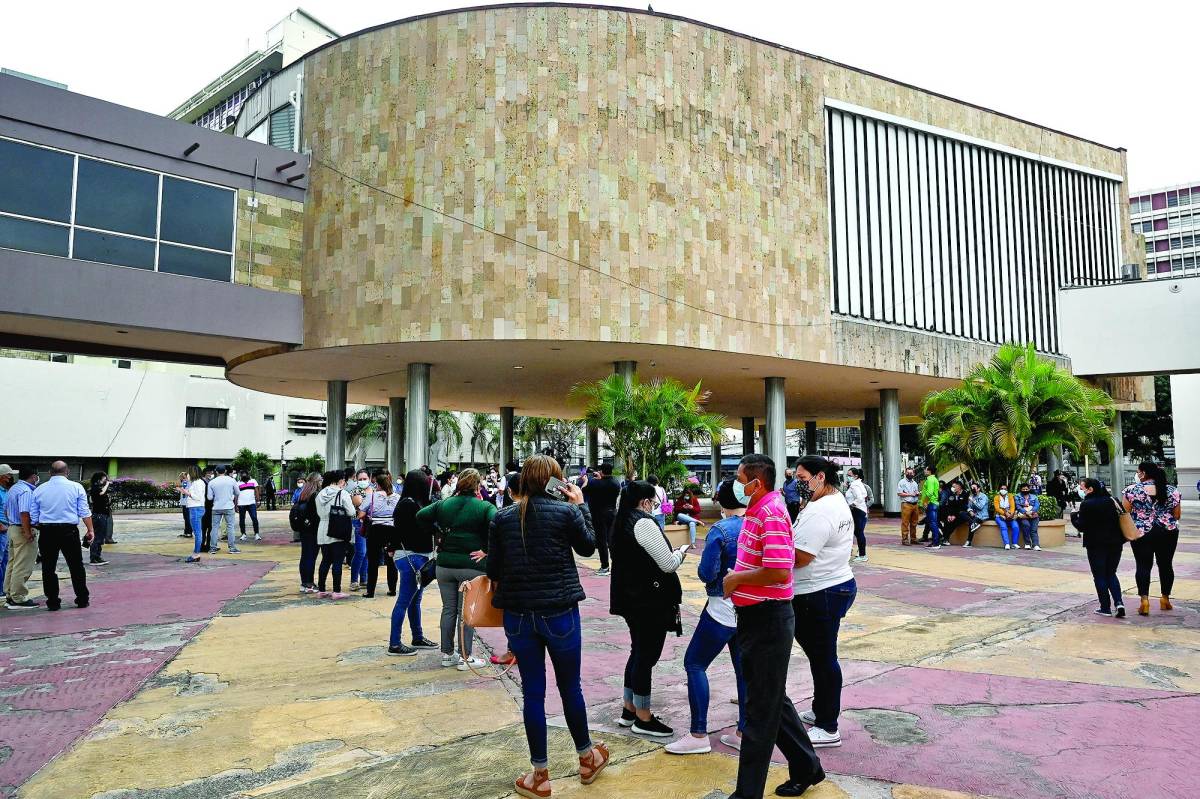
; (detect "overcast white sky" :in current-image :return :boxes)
[2,1,1193,189]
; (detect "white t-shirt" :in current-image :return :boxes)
[186,480,206,508]
[705,596,736,627]
[791,493,855,595]
[237,479,258,506]
[845,479,868,513]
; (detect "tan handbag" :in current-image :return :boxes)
[1112,498,1142,542]
[458,575,514,678]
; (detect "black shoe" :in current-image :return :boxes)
[178,532,192,538]
[89,558,108,565]
[632,715,673,737]
[1115,605,1126,618]
[386,591,397,596]
[76,601,90,609]
[5,599,38,610]
[106,539,117,544]
[387,644,418,656]
[617,707,636,727]
[46,604,61,612]
[1094,608,1113,616]
[411,637,438,649]
[775,769,826,797]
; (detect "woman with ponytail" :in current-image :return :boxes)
[487,454,607,798]
[1122,462,1183,616]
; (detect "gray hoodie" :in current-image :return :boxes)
[315,484,355,545]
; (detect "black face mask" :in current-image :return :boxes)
[797,480,814,502]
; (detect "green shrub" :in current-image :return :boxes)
[108,478,179,510]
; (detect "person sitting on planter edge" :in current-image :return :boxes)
[961,482,989,548]
[1015,483,1042,551]
[937,482,969,547]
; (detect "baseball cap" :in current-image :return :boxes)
[0,464,17,476]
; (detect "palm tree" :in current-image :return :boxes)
[467,412,500,466]
[428,411,464,467]
[572,374,725,485]
[346,406,388,465]
[919,342,1114,488]
[515,416,554,457]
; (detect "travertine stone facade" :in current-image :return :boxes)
[298,5,1135,384]
[234,190,304,294]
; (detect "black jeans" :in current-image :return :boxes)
[786,501,801,523]
[238,504,259,536]
[622,614,669,709]
[38,523,90,609]
[1086,544,1124,611]
[201,504,213,550]
[792,579,857,732]
[298,535,318,588]
[265,490,277,511]
[733,600,821,799]
[593,511,613,569]
[364,531,397,596]
[850,507,867,556]
[90,514,112,560]
[1132,524,1178,597]
[318,541,347,592]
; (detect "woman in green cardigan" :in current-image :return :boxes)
[417,468,497,671]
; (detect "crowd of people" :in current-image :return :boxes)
[0,448,1186,799]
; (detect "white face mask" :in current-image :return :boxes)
[999,489,1008,495]
[357,480,370,489]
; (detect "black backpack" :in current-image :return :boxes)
[289,497,316,535]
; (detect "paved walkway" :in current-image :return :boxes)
[2,507,1198,799]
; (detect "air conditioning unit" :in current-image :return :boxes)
[1120,263,1141,281]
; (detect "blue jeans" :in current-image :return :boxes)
[299,536,318,587]
[654,513,666,531]
[925,503,939,541]
[684,606,745,735]
[995,517,1017,546]
[0,530,8,593]
[211,508,236,550]
[188,507,205,555]
[351,523,368,583]
[792,578,857,733]
[389,554,428,647]
[676,513,701,545]
[1018,517,1040,547]
[238,504,259,536]
[504,605,592,769]
[1086,544,1123,612]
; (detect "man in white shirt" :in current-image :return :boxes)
[237,472,261,542]
[206,466,240,554]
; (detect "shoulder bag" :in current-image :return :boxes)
[458,574,515,678]
[1112,497,1142,542]
[326,490,353,541]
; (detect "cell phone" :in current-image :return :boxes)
[545,476,571,500]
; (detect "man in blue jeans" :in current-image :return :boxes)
[920,465,941,548]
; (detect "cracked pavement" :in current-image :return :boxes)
[2,508,1198,799]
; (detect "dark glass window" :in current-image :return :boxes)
[185,407,228,429]
[0,215,69,256]
[158,244,231,281]
[72,229,155,269]
[75,158,158,237]
[0,139,73,222]
[160,177,234,251]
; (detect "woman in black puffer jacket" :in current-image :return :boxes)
[1071,477,1127,618]
[487,454,609,798]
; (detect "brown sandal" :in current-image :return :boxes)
[579,742,610,785]
[515,769,551,799]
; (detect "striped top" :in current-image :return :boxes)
[731,490,795,606]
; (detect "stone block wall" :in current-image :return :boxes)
[234,190,304,294]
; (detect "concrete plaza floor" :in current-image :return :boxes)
[2,506,1198,799]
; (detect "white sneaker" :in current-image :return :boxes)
[799,710,816,725]
[254,535,262,542]
[807,727,841,748]
[348,582,360,591]
[1033,545,1042,551]
[665,734,711,755]
[962,542,971,548]
[719,733,742,751]
[457,656,485,672]
[1023,545,1031,550]
[1004,544,1011,550]
[852,555,868,563]
[440,653,461,668]
[238,534,247,541]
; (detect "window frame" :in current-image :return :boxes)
[0,135,237,282]
[185,406,230,429]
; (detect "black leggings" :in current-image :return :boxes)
[1132,524,1179,597]
[318,541,348,592]
[623,615,668,707]
[364,532,397,596]
[850,506,867,556]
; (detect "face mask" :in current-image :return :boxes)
[1000,489,1008,495]
[357,480,370,489]
[797,479,815,502]
[732,478,758,506]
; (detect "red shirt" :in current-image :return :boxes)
[731,490,795,606]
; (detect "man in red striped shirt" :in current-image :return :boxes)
[723,454,823,798]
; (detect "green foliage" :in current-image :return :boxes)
[920,343,1114,489]
[1122,375,1174,464]
[571,373,725,488]
[517,417,584,464]
[231,447,274,479]
[346,406,388,457]
[983,492,1062,521]
[288,453,325,476]
[108,478,179,509]
[467,412,500,466]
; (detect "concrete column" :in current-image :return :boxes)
[404,364,430,471]
[710,434,723,487]
[759,424,767,454]
[614,360,637,390]
[1045,447,1062,476]
[499,406,515,470]
[586,424,599,466]
[805,420,818,455]
[1110,412,1125,490]
[325,380,347,472]
[765,377,787,488]
[862,407,881,506]
[742,417,756,455]
[880,388,901,517]
[387,397,405,476]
